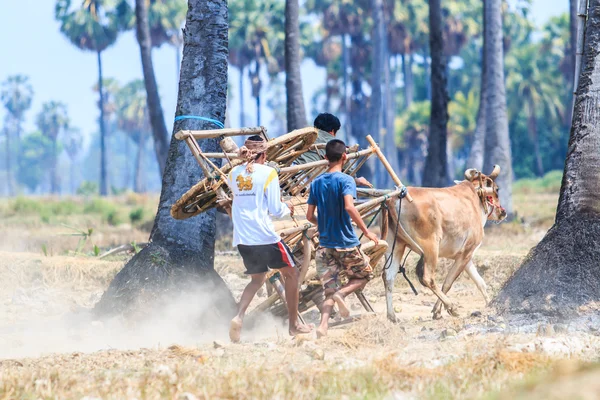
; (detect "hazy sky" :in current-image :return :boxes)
[0,0,568,147]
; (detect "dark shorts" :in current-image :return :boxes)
[237,241,296,275]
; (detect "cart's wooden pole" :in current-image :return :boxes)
[175,126,266,140]
[366,135,413,202]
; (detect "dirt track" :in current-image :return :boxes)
[2,230,600,399]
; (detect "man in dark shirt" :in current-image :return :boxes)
[296,113,372,188]
[306,139,378,338]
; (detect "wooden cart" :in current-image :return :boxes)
[171,126,411,323]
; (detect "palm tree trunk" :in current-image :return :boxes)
[94,0,235,318]
[97,51,109,196]
[467,25,488,171]
[370,0,385,186]
[124,134,131,189]
[51,138,58,194]
[527,96,544,177]
[402,53,415,109]
[342,34,352,138]
[252,59,261,126]
[422,0,449,187]
[285,0,307,131]
[176,44,181,82]
[494,0,600,316]
[134,133,145,193]
[383,31,401,189]
[70,159,76,195]
[4,125,13,196]
[483,0,513,215]
[135,0,170,176]
[566,0,578,125]
[239,65,245,127]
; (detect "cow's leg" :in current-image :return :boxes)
[417,247,458,318]
[383,243,405,323]
[432,256,471,319]
[465,260,490,305]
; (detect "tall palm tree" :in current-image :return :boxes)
[64,127,83,194]
[229,0,284,127]
[1,75,34,195]
[94,0,235,318]
[55,0,128,196]
[494,0,600,315]
[115,80,151,193]
[284,0,307,131]
[422,0,449,187]
[483,0,513,215]
[132,0,184,175]
[36,102,70,194]
[506,43,564,177]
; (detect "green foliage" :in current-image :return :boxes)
[82,198,124,226]
[76,181,98,196]
[17,131,54,191]
[513,170,563,195]
[129,207,144,224]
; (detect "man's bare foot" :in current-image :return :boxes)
[289,323,313,336]
[229,316,243,343]
[332,292,350,318]
[316,326,327,339]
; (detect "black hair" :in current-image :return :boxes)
[325,139,346,162]
[314,113,341,134]
[247,135,266,160]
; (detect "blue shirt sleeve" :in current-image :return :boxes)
[308,182,317,205]
[342,175,357,199]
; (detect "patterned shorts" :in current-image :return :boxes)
[316,246,373,291]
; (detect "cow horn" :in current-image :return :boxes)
[464,169,479,181]
[488,165,501,180]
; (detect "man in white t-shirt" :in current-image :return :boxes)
[227,135,312,342]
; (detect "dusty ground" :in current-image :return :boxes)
[1,190,600,399]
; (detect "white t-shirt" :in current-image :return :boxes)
[228,163,290,246]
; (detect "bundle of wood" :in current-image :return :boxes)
[171,126,411,319]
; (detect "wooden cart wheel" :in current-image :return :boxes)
[171,128,318,220]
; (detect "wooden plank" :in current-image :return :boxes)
[174,126,266,140]
[366,135,413,202]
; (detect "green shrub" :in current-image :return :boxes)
[106,210,124,226]
[84,198,117,215]
[11,197,45,215]
[513,170,562,195]
[129,207,144,224]
[76,181,98,196]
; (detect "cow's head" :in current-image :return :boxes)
[464,165,507,221]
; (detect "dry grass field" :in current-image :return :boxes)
[1,172,600,399]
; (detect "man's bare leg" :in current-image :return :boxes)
[230,272,267,342]
[317,297,335,338]
[280,267,312,336]
[332,278,368,318]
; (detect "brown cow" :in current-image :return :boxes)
[383,166,507,321]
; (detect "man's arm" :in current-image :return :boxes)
[354,176,373,188]
[307,204,317,225]
[265,170,290,218]
[344,194,379,243]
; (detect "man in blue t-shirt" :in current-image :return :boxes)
[307,139,379,338]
